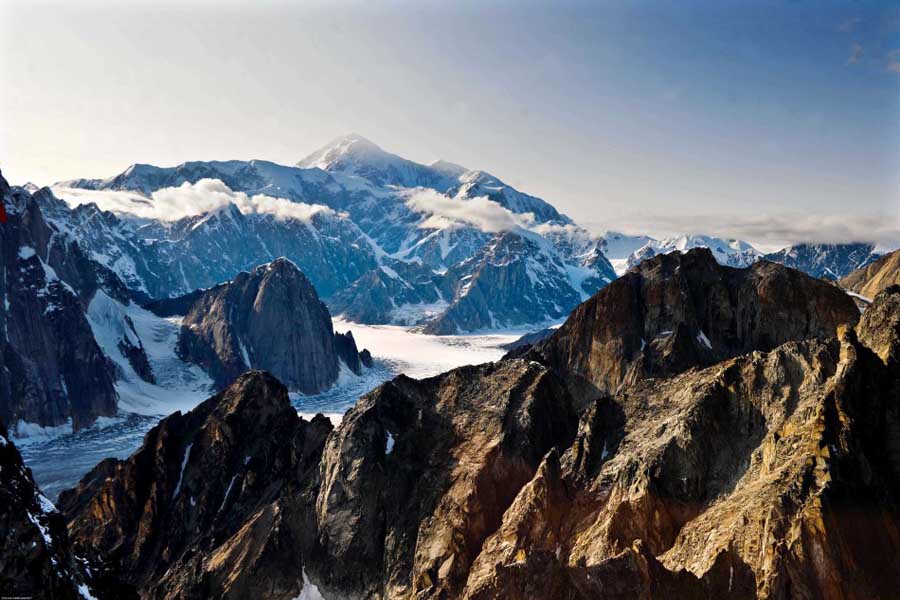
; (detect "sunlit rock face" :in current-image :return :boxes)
[533,247,859,400]
[841,249,900,300]
[55,261,900,599]
[58,371,333,599]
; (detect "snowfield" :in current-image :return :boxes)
[22,317,523,499]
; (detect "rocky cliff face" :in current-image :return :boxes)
[312,360,578,598]
[53,257,900,599]
[313,286,900,599]
[0,173,119,431]
[460,300,900,599]
[0,422,99,599]
[59,372,333,599]
[533,248,860,399]
[840,249,900,300]
[177,258,370,392]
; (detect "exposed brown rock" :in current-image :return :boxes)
[856,285,900,365]
[841,249,900,300]
[311,359,579,599]
[457,289,900,600]
[59,371,333,599]
[533,248,859,401]
[54,264,900,600]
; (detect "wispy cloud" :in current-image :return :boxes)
[53,179,335,223]
[887,49,900,73]
[846,43,864,65]
[586,212,900,253]
[405,188,536,232]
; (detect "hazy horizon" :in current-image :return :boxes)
[2,0,898,250]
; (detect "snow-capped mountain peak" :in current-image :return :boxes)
[655,234,761,259]
[297,133,385,171]
[600,231,762,276]
[763,243,881,281]
[427,159,469,178]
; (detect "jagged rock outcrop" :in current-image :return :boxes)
[855,285,900,364]
[116,314,155,383]
[333,330,368,373]
[458,287,900,599]
[533,248,860,399]
[176,258,371,392]
[59,372,333,599]
[0,172,119,431]
[0,422,99,599]
[53,258,900,599]
[311,360,579,599]
[840,249,900,300]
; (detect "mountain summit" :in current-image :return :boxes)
[298,133,455,189]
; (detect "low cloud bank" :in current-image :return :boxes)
[588,212,900,253]
[53,178,334,223]
[405,188,536,233]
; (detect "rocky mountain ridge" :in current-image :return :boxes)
[0,172,121,432]
[51,137,895,334]
[530,248,859,400]
[840,248,900,300]
[176,258,371,393]
[41,137,650,332]
[0,171,370,433]
[600,231,763,276]
[0,421,99,599]
[38,250,900,599]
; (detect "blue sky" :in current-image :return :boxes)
[1,0,898,248]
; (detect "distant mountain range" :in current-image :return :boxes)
[763,243,882,281]
[49,134,893,334]
[599,232,762,275]
[0,170,373,434]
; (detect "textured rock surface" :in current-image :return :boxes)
[0,422,98,599]
[459,289,900,599]
[840,249,900,300]
[54,261,900,599]
[312,360,578,598]
[0,172,119,431]
[59,372,333,599]
[177,258,370,392]
[533,248,859,399]
[856,285,900,364]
